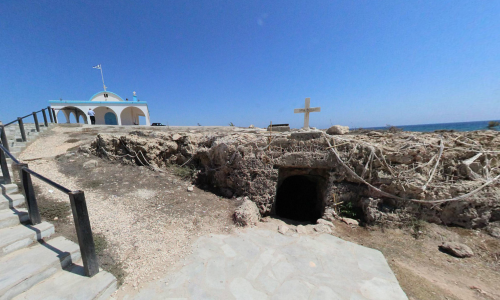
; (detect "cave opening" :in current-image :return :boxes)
[275,175,323,222]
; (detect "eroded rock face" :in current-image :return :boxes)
[89,129,500,229]
[233,199,260,226]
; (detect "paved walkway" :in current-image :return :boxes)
[123,229,408,300]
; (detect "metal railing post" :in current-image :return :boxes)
[52,108,58,124]
[33,112,40,132]
[42,109,48,127]
[18,163,41,225]
[0,125,9,152]
[68,190,99,277]
[18,118,27,142]
[0,147,11,184]
[47,106,54,123]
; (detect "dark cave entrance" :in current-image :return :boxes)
[275,173,325,223]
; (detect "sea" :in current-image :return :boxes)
[366,120,500,133]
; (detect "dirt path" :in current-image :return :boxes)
[19,126,239,297]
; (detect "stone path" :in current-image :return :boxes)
[123,229,408,300]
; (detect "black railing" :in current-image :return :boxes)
[0,143,99,277]
[1,106,57,149]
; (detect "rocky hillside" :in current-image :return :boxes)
[85,128,500,236]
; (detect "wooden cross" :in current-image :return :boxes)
[294,98,321,129]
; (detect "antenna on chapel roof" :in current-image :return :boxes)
[92,64,107,91]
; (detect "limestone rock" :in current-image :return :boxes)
[322,208,337,222]
[296,225,307,234]
[326,125,349,135]
[313,224,332,234]
[83,159,98,169]
[79,144,91,154]
[172,134,182,141]
[278,224,289,235]
[439,242,474,258]
[233,199,260,226]
[486,222,500,238]
[342,217,359,226]
[361,198,383,224]
[249,125,255,128]
[187,186,194,192]
[317,219,335,228]
[290,131,322,141]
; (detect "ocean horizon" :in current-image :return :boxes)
[364,120,500,132]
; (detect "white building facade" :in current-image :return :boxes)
[49,91,151,126]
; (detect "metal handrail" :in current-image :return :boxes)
[3,120,17,126]
[1,107,58,145]
[3,106,57,128]
[23,168,72,194]
[0,144,20,164]
[0,139,98,277]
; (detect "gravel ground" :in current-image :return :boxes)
[18,126,240,297]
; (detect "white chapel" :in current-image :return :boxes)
[49,91,151,126]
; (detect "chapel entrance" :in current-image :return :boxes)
[104,112,118,125]
[274,168,328,223]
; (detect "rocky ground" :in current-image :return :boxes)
[18,125,239,295]
[15,124,500,299]
[90,126,500,232]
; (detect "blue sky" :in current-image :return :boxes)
[1,1,500,128]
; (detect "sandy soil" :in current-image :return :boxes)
[19,126,240,296]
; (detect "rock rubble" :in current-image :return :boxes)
[88,128,500,232]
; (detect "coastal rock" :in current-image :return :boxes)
[313,224,332,234]
[83,159,98,169]
[341,218,359,226]
[233,199,260,226]
[439,242,474,258]
[278,225,289,235]
[486,222,500,238]
[326,125,349,135]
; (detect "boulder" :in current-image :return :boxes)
[326,125,349,135]
[82,159,98,169]
[313,224,332,234]
[342,217,359,226]
[486,222,500,238]
[278,224,289,235]
[233,199,260,226]
[296,225,307,234]
[439,242,474,258]
[317,219,335,228]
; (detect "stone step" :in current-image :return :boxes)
[0,236,81,300]
[0,194,25,210]
[12,263,117,300]
[0,208,29,230]
[0,222,54,257]
[8,146,23,153]
[1,183,19,195]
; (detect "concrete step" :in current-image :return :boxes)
[0,222,54,257]
[1,183,19,195]
[0,208,29,230]
[12,263,117,300]
[0,194,25,210]
[9,146,24,153]
[0,236,81,300]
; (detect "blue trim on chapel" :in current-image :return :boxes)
[49,100,148,105]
